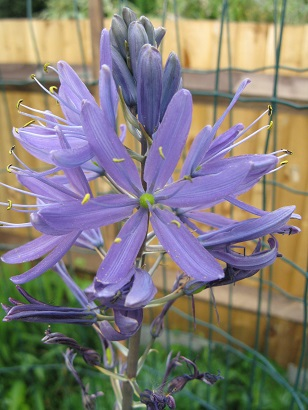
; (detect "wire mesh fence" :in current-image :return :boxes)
[0,0,307,409]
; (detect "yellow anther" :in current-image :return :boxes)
[268,121,273,130]
[268,105,273,116]
[171,220,181,228]
[30,74,36,80]
[7,200,12,210]
[112,158,125,163]
[114,237,122,243]
[14,128,19,134]
[81,193,91,205]
[16,99,23,109]
[43,62,51,73]
[9,145,15,154]
[280,160,288,166]
[23,120,35,128]
[49,86,58,94]
[183,175,192,182]
[158,146,165,159]
[6,164,12,173]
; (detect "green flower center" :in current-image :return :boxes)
[139,193,155,209]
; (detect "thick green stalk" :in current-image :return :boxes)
[122,327,141,409]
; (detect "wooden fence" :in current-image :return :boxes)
[0,18,307,367]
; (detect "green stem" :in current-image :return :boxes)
[122,327,142,410]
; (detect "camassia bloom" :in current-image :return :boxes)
[1,58,299,300]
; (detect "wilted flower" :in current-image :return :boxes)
[63,349,103,410]
[2,286,97,325]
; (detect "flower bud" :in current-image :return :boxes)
[128,21,149,78]
[139,16,156,46]
[122,7,137,26]
[161,52,182,120]
[137,44,162,136]
[155,27,167,47]
[110,14,128,59]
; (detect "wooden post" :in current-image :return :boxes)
[88,0,104,81]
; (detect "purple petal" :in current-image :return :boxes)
[99,309,143,341]
[125,268,157,308]
[96,209,148,288]
[17,173,79,201]
[204,123,244,163]
[196,155,278,194]
[31,194,137,235]
[57,61,96,106]
[211,79,251,137]
[180,125,213,177]
[151,208,224,282]
[199,206,296,247]
[1,234,63,263]
[181,211,236,229]
[81,100,143,195]
[51,141,93,168]
[157,161,250,208]
[10,231,81,284]
[144,89,192,192]
[99,65,118,130]
[137,44,162,135]
[210,237,279,270]
[100,29,113,69]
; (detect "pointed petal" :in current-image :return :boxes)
[157,162,250,208]
[81,100,143,195]
[99,65,118,130]
[57,61,96,106]
[31,194,137,235]
[151,208,224,281]
[211,79,251,137]
[1,235,63,263]
[180,125,212,177]
[96,209,148,288]
[125,268,157,308]
[100,28,113,69]
[196,155,278,194]
[199,206,296,247]
[144,89,192,192]
[10,231,81,284]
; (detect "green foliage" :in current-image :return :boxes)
[2,0,306,23]
[0,0,47,18]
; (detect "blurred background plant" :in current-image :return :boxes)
[0,0,307,23]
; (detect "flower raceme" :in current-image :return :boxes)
[1,9,300,330]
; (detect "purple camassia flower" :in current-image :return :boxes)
[22,74,299,301]
[1,159,103,284]
[12,30,117,174]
